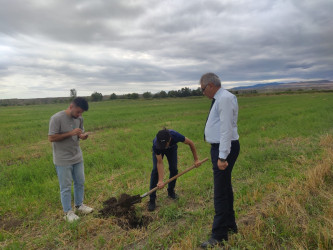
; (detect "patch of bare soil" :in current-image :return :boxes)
[98,193,152,230]
[0,217,23,231]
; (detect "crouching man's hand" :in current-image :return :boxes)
[194,159,201,168]
[157,181,165,189]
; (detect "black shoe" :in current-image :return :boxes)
[168,192,179,200]
[228,224,238,234]
[148,201,156,212]
[200,238,223,248]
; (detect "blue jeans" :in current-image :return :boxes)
[55,162,85,212]
[149,145,178,201]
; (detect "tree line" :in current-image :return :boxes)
[0,87,203,106]
[92,87,203,102]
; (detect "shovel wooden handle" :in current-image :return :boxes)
[141,157,209,198]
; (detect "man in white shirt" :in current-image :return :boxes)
[200,73,240,248]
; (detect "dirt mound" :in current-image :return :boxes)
[99,193,152,230]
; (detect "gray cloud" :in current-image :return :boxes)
[0,0,332,98]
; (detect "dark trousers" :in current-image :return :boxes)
[149,145,178,201]
[211,140,240,241]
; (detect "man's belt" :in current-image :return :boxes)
[211,140,238,147]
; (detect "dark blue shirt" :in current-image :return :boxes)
[153,130,185,155]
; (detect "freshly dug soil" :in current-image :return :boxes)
[99,193,152,230]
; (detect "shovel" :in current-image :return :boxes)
[124,157,209,206]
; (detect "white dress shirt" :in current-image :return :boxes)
[204,88,239,159]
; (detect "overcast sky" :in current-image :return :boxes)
[1,0,332,99]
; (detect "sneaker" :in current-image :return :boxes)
[75,204,94,214]
[168,192,179,200]
[64,210,79,222]
[200,238,223,248]
[148,200,156,212]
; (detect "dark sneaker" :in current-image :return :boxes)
[168,192,179,200]
[148,200,156,212]
[200,238,223,248]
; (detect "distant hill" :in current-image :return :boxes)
[232,80,333,92]
[233,82,284,90]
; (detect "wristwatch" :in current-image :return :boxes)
[218,157,226,162]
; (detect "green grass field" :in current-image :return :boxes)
[1,93,333,249]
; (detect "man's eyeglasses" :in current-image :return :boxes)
[201,84,208,92]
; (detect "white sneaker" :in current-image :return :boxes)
[64,210,80,222]
[75,204,94,214]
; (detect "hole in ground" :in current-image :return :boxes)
[98,193,152,230]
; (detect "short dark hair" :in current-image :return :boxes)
[156,128,171,150]
[72,97,89,111]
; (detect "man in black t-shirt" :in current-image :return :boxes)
[148,128,201,211]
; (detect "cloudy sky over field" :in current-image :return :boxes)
[0,0,332,99]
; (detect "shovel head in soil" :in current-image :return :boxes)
[118,194,141,207]
[127,157,209,206]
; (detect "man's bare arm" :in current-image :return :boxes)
[184,137,201,167]
[48,128,82,142]
[156,154,165,189]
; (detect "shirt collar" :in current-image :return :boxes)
[213,87,223,99]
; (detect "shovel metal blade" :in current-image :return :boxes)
[129,195,142,205]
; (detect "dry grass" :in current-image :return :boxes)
[236,134,333,249]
